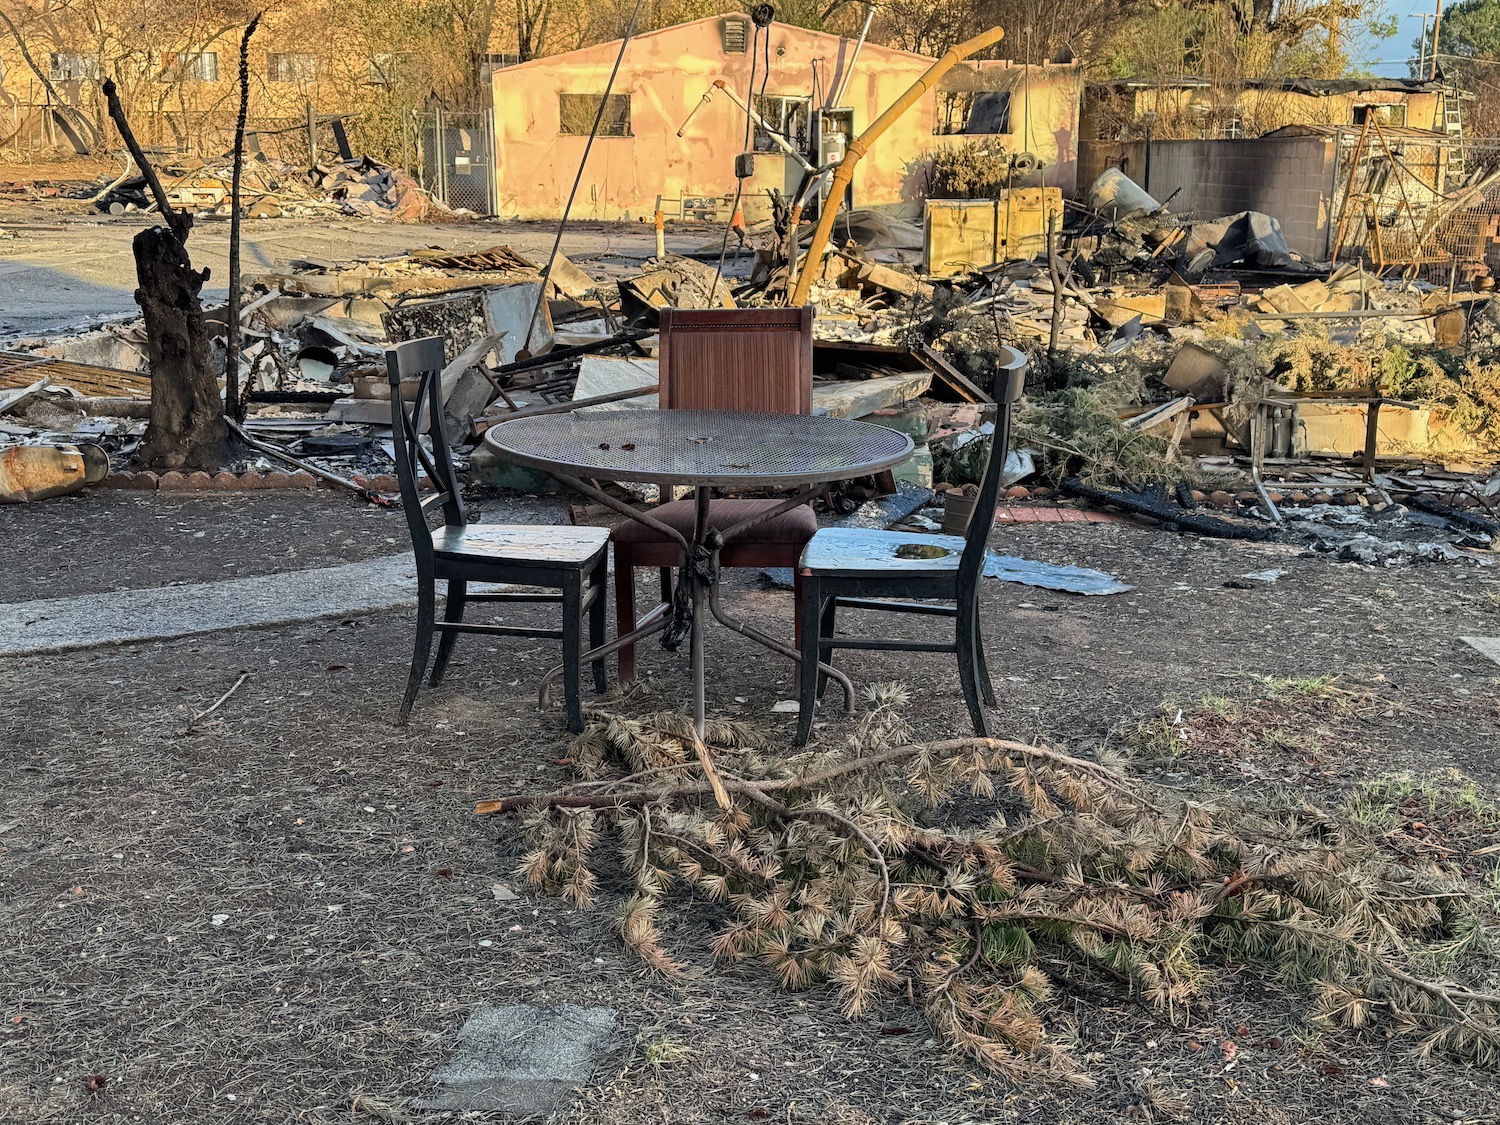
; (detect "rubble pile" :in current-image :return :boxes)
[5,170,1500,570]
[78,153,446,222]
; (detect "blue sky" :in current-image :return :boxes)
[1359,0,1447,76]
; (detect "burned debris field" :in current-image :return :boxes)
[6,1,1500,1122]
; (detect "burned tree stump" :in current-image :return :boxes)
[133,225,231,471]
[103,76,234,472]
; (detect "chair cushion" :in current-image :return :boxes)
[800,529,965,576]
[610,498,818,545]
[434,523,608,567]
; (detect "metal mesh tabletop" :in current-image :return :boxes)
[483,410,914,487]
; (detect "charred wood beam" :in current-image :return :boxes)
[491,329,654,379]
[101,78,189,243]
[1403,494,1500,538]
[225,14,263,423]
[1062,477,1276,541]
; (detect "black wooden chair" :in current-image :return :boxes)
[794,346,1027,745]
[387,337,609,732]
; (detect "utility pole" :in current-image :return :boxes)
[1418,14,1430,77]
[1431,0,1444,81]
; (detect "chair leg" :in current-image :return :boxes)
[658,567,673,604]
[955,608,993,738]
[588,562,608,693]
[615,544,637,683]
[561,574,585,734]
[399,580,437,725]
[792,566,803,649]
[815,594,838,700]
[429,578,467,686]
[974,613,997,708]
[795,575,822,747]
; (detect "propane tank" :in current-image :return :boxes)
[0,443,110,503]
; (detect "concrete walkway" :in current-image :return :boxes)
[0,554,422,657]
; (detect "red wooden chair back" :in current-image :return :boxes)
[657,307,813,415]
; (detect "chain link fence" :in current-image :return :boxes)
[413,107,495,215]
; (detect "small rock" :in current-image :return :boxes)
[287,471,317,489]
[492,883,518,902]
[1004,485,1029,499]
[1312,491,1335,505]
[210,471,242,490]
[1288,490,1310,503]
[1189,489,1207,503]
[1208,490,1234,508]
[1029,485,1053,499]
[157,470,188,490]
[184,470,213,490]
[770,700,800,714]
[263,471,295,489]
[1235,491,1258,505]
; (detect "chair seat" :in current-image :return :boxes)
[610,498,818,546]
[434,523,609,567]
[801,529,966,577]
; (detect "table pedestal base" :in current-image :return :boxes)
[538,478,855,737]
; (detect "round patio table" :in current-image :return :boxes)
[483,409,914,734]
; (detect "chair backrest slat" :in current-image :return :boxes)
[658,307,813,415]
[958,346,1028,589]
[387,337,465,558]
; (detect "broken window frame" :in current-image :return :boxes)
[753,94,812,155]
[48,52,101,82]
[932,91,1012,136]
[368,53,401,85]
[266,52,319,84]
[173,51,220,83]
[558,93,632,137]
[1354,103,1407,129]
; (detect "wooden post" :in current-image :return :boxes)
[1047,211,1063,361]
[1362,377,1382,483]
[225,14,262,424]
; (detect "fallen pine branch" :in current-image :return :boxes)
[484,696,1500,1080]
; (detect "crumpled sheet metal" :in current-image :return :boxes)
[984,553,1133,595]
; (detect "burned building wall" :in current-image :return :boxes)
[489,18,1081,222]
[1078,135,1339,261]
[1081,81,1447,142]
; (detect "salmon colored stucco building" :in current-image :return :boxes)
[489,16,1083,222]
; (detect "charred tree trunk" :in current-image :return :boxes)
[103,77,233,472]
[133,226,232,470]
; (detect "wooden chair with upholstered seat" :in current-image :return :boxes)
[387,336,609,733]
[613,306,819,682]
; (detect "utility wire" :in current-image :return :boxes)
[523,0,647,354]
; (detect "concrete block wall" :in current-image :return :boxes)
[1076,137,1338,261]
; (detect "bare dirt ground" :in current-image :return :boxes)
[3,489,1500,1123]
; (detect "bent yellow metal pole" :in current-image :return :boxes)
[788,25,1005,307]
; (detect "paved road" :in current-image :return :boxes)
[0,208,724,337]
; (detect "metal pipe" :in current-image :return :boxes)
[675,88,715,137]
[789,26,1005,307]
[828,2,878,110]
[708,80,817,172]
